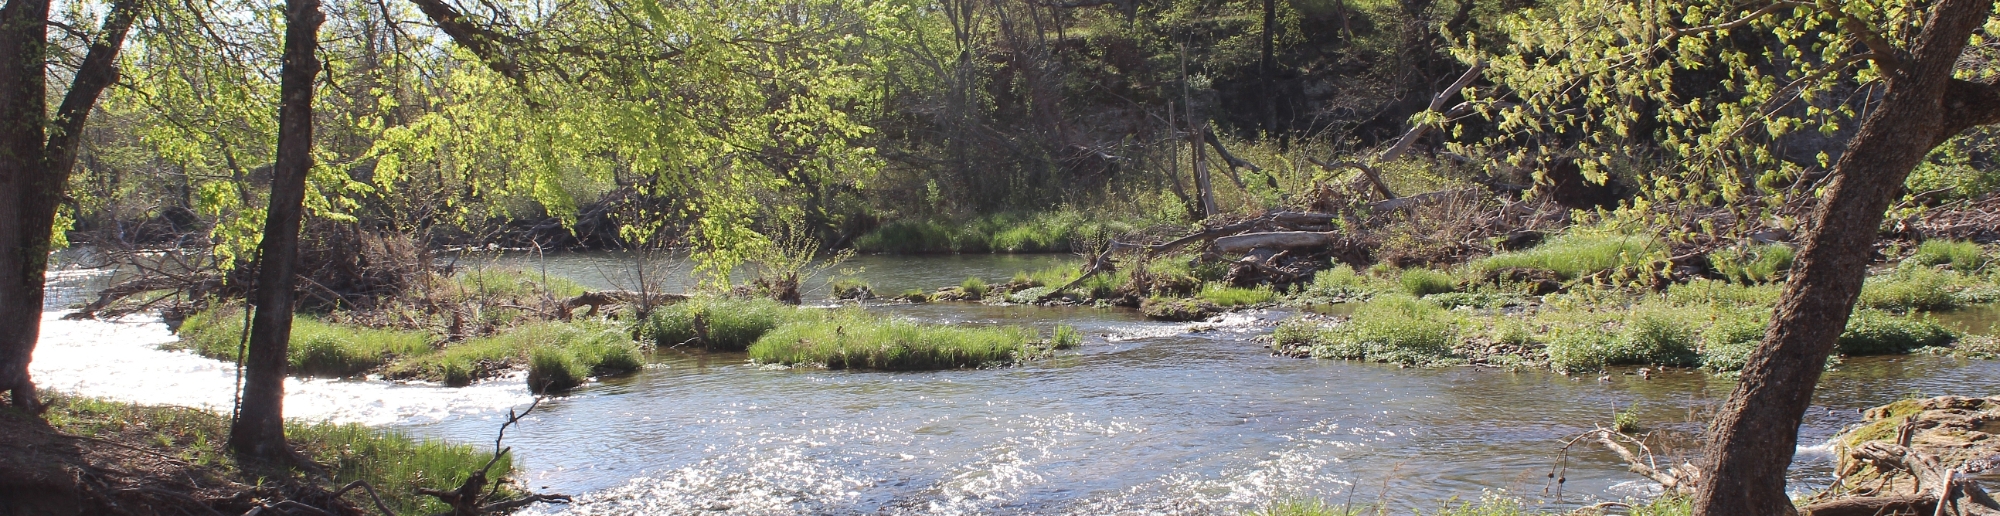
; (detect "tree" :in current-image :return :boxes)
[1472,0,2000,512]
[227,0,321,460]
[0,0,142,412]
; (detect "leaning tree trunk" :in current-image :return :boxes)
[1692,0,1995,513]
[0,0,51,412]
[229,0,322,461]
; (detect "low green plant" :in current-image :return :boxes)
[1398,268,1458,297]
[1050,324,1082,349]
[1612,405,1642,433]
[1699,312,1769,372]
[1474,233,1662,280]
[1302,264,1385,301]
[1546,311,1699,372]
[1838,310,1957,355]
[1666,279,1782,308]
[452,268,587,300]
[1142,296,1220,321]
[638,297,800,350]
[1290,296,1462,366]
[829,278,873,299]
[1198,284,1277,306]
[747,312,1044,370]
[1709,244,1795,284]
[1909,239,1988,272]
[173,306,432,378]
[1858,267,1961,312]
[1424,291,1521,309]
[961,276,989,299]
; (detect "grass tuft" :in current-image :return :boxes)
[1474,234,1660,280]
[174,306,432,378]
[1398,268,1458,297]
[638,298,797,350]
[1277,296,1462,366]
[1198,284,1277,306]
[747,312,1047,370]
[1910,239,1989,272]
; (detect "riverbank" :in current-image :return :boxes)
[0,392,517,515]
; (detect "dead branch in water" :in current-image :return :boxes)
[420,396,571,516]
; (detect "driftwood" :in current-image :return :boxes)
[420,397,571,516]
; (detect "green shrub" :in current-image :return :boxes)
[748,312,1043,370]
[1298,296,1461,366]
[1613,405,1641,433]
[639,297,797,350]
[1197,284,1276,306]
[1474,234,1662,280]
[1709,244,1795,284]
[1910,239,1988,272]
[1398,268,1458,297]
[852,220,957,253]
[1838,310,1957,355]
[961,277,989,299]
[1425,291,1521,309]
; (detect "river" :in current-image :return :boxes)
[30,249,2000,514]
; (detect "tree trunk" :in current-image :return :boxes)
[1692,0,1994,513]
[1259,0,1276,138]
[229,0,322,461]
[0,0,51,411]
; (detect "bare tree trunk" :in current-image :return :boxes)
[1259,0,1276,138]
[1692,0,1995,513]
[1191,126,1217,217]
[0,0,51,412]
[229,0,322,461]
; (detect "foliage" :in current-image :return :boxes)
[1300,265,1390,302]
[637,297,800,351]
[1709,244,1795,284]
[1909,240,1990,273]
[1050,325,1083,350]
[1837,310,1957,356]
[746,311,1049,370]
[1141,296,1220,321]
[1474,234,1661,281]
[1543,310,1705,373]
[1858,267,1965,312]
[1398,268,1458,297]
[1197,284,1277,306]
[1282,296,1463,366]
[174,306,432,378]
[960,277,989,299]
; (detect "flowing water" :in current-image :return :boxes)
[31,249,2000,514]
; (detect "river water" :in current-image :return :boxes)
[30,250,2000,514]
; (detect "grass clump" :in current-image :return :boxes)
[1909,239,1989,272]
[1546,310,1699,373]
[1300,264,1387,302]
[1197,284,1277,306]
[1051,324,1083,349]
[1141,296,1221,321]
[638,297,799,350]
[1858,267,1963,312]
[961,277,989,299]
[174,306,432,378]
[35,393,510,516]
[452,268,587,300]
[1474,233,1661,280]
[1838,310,1957,355]
[1709,244,1795,284]
[1698,312,1770,372]
[515,322,646,393]
[1280,296,1462,366]
[747,312,1050,370]
[1398,268,1458,297]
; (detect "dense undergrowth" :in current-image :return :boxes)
[34,392,510,515]
[851,210,1156,254]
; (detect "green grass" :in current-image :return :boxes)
[1698,312,1770,372]
[747,312,1053,370]
[1837,310,1957,355]
[961,276,989,299]
[637,297,802,350]
[1051,324,1083,349]
[1275,295,1462,366]
[1474,233,1662,280]
[829,278,873,299]
[36,393,510,516]
[1141,296,1221,321]
[384,321,644,391]
[1398,268,1458,297]
[1858,267,1963,312]
[1709,243,1795,284]
[853,211,1146,254]
[451,267,587,300]
[1198,284,1278,306]
[1299,265,1390,302]
[174,306,433,378]
[1909,239,1989,272]
[1546,310,1701,373]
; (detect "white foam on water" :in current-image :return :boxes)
[31,311,530,426]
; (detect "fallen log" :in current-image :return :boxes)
[1799,495,1938,516]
